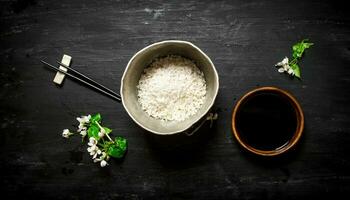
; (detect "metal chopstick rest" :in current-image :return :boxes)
[41,60,121,102]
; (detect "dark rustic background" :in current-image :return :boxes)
[1,0,349,199]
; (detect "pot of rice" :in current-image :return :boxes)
[120,40,219,135]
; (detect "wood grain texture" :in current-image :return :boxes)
[0,0,349,199]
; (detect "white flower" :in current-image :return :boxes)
[98,131,105,138]
[283,64,290,71]
[287,68,294,75]
[93,152,107,163]
[80,130,87,137]
[92,149,102,159]
[275,57,295,76]
[77,115,91,124]
[93,152,110,167]
[62,129,73,138]
[100,160,108,167]
[77,115,91,132]
[87,144,101,158]
[275,57,289,67]
[87,137,102,159]
[88,137,97,146]
[78,124,86,132]
[87,145,97,154]
[95,122,106,138]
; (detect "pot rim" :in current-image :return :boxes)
[120,40,219,135]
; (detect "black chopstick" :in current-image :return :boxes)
[41,60,121,102]
[55,60,121,99]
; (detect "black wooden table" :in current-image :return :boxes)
[1,0,349,199]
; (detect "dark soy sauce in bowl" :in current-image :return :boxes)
[235,91,297,151]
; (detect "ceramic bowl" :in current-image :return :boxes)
[121,40,219,135]
[232,87,304,156]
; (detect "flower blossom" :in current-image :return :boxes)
[77,115,91,132]
[94,152,109,167]
[62,129,73,138]
[80,129,87,137]
[87,137,101,159]
[98,128,106,138]
[275,57,295,75]
[88,137,98,146]
[100,160,108,167]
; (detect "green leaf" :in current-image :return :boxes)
[292,51,302,59]
[291,63,301,78]
[292,45,298,51]
[91,113,101,124]
[294,68,301,79]
[292,44,304,58]
[292,39,313,59]
[115,137,127,150]
[88,124,100,140]
[303,42,313,49]
[301,39,311,43]
[103,127,112,134]
[108,146,123,158]
[107,137,127,158]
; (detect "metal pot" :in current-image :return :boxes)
[120,40,219,135]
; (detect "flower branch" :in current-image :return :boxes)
[61,113,127,167]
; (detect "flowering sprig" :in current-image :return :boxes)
[275,39,313,79]
[61,113,127,167]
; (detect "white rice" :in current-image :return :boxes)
[137,55,207,121]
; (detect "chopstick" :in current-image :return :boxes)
[41,60,121,102]
[55,60,121,99]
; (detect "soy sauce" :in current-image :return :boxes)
[235,92,297,151]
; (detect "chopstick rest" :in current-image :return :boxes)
[53,54,72,85]
[41,59,121,102]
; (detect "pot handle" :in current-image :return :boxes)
[185,112,218,136]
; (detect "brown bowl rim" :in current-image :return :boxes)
[231,86,304,156]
